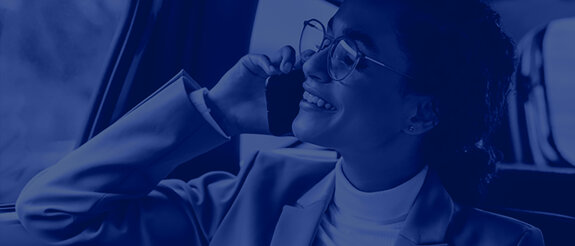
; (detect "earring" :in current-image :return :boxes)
[408,126,416,132]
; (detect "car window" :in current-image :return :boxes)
[0,1,130,203]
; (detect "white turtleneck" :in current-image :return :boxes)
[313,160,428,246]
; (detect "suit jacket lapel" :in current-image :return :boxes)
[395,171,455,246]
[270,170,335,246]
[266,157,457,246]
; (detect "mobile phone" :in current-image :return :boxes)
[266,69,305,136]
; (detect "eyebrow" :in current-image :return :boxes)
[327,18,377,52]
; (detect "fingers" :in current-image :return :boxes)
[242,54,279,78]
[269,45,296,73]
[241,46,296,78]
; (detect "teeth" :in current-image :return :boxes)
[303,91,336,110]
[311,96,318,103]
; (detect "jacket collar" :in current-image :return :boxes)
[270,166,455,246]
[269,170,335,246]
[395,170,454,246]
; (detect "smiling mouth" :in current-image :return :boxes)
[302,90,337,111]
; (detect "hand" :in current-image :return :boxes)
[207,46,296,136]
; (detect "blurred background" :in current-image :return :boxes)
[0,0,130,203]
[0,0,574,244]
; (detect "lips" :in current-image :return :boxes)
[301,83,337,111]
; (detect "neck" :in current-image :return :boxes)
[338,138,424,192]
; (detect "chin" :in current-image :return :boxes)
[292,113,332,148]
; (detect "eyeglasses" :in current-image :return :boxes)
[299,19,414,82]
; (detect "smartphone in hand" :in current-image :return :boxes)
[266,69,305,136]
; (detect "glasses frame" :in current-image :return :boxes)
[299,19,414,81]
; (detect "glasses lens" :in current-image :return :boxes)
[299,20,325,61]
[329,38,359,81]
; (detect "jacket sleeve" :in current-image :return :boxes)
[16,72,237,246]
[516,227,545,246]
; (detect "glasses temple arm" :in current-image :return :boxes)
[364,56,415,80]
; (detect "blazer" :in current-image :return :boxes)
[16,72,545,246]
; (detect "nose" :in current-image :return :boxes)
[302,48,331,83]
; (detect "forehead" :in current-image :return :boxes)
[330,0,407,64]
[331,0,400,35]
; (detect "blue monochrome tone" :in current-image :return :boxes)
[1,0,574,245]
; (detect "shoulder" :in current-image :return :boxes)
[253,146,339,164]
[249,147,338,176]
[450,206,545,245]
[234,147,337,202]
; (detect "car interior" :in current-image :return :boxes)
[0,0,574,245]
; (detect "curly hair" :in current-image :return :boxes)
[394,0,515,205]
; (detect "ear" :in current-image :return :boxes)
[402,96,438,136]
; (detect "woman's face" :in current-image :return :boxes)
[292,0,414,152]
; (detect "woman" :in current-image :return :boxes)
[17,0,544,245]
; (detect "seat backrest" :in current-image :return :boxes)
[484,166,575,217]
[509,17,575,168]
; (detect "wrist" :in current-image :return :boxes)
[205,91,240,136]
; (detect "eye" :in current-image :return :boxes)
[334,39,359,66]
[355,58,368,70]
[341,54,355,66]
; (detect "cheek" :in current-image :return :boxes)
[339,90,405,133]
[333,106,403,149]
[291,81,405,148]
[342,107,390,136]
